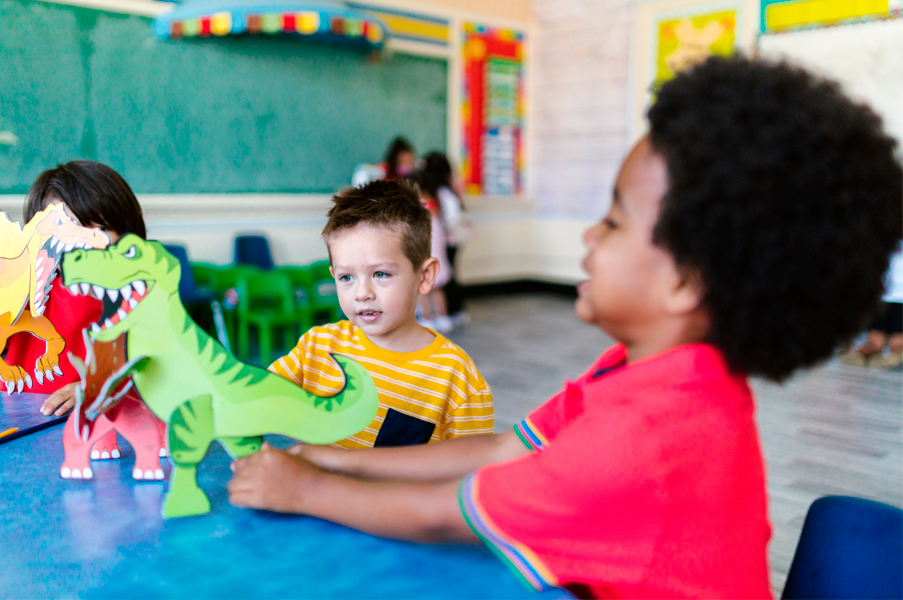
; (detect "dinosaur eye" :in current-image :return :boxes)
[124,246,137,259]
[56,217,63,226]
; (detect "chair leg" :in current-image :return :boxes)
[260,326,272,367]
[238,318,249,361]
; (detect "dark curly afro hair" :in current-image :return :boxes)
[648,55,902,382]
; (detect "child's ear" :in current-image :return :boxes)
[665,267,706,316]
[329,265,335,279]
[418,257,440,295]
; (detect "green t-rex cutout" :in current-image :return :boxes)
[61,235,379,518]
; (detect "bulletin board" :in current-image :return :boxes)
[460,23,525,197]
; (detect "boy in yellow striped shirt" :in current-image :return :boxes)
[269,180,493,448]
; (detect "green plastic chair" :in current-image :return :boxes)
[274,266,316,336]
[205,264,259,348]
[190,262,220,290]
[235,271,304,364]
[307,260,344,323]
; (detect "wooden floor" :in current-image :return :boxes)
[448,293,903,596]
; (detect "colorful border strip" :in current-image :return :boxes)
[514,418,547,451]
[761,0,899,31]
[166,11,384,45]
[348,3,449,47]
[458,474,559,592]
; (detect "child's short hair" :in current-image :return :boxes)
[25,160,147,239]
[648,55,903,381]
[323,179,431,269]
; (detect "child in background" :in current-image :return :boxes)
[408,169,454,334]
[268,179,492,448]
[424,152,471,326]
[231,56,901,597]
[5,161,147,453]
[352,136,417,186]
[841,241,903,369]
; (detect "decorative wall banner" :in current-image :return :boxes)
[761,0,900,33]
[460,23,525,197]
[630,0,758,142]
[347,3,449,47]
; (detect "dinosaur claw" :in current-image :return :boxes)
[154,469,164,480]
[6,381,13,394]
[16,379,23,394]
[53,366,63,376]
[111,449,121,459]
[61,467,71,479]
[133,467,144,480]
[90,450,100,459]
[24,374,33,389]
[159,447,168,458]
[35,370,44,385]
[45,369,54,382]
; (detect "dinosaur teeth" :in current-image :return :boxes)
[129,298,138,309]
[132,280,146,296]
[107,288,119,302]
[91,285,104,298]
[68,284,79,295]
[91,323,102,333]
[80,283,91,296]
[120,284,132,299]
[117,309,128,321]
[64,243,75,252]
[104,318,114,329]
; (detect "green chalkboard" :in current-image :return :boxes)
[0,0,447,193]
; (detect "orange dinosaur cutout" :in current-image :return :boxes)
[0,205,110,392]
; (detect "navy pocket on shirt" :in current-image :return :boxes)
[374,409,436,447]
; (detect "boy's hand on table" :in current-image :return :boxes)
[229,443,321,514]
[41,383,76,416]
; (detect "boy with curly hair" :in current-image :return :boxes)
[230,56,902,598]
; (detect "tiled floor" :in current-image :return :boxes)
[448,292,903,596]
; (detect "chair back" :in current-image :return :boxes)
[782,495,903,599]
[234,235,275,270]
[163,244,211,303]
[236,271,294,315]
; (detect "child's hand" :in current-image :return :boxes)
[229,443,322,514]
[41,383,76,416]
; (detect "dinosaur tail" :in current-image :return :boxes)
[214,354,379,444]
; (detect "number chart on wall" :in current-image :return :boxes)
[460,23,525,197]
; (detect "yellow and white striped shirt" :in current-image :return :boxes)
[269,320,493,448]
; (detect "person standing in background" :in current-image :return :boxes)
[424,152,472,327]
[352,137,416,186]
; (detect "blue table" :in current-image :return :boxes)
[0,393,570,599]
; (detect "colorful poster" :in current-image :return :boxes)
[656,10,737,85]
[630,0,756,142]
[461,23,525,196]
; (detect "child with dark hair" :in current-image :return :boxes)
[6,161,147,455]
[424,151,471,326]
[230,56,902,598]
[351,136,416,185]
[267,179,492,448]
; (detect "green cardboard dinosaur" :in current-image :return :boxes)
[61,235,379,518]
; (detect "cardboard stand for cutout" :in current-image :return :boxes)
[62,235,380,519]
[61,330,167,481]
[0,205,110,393]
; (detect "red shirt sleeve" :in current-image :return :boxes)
[460,377,666,593]
[512,344,626,451]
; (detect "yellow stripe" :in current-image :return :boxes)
[373,13,448,43]
[765,0,890,30]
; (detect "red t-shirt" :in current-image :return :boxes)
[4,278,102,394]
[459,343,772,599]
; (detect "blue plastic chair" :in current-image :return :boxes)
[163,244,230,349]
[163,244,216,305]
[234,235,275,270]
[782,495,903,599]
